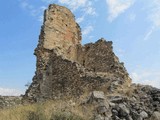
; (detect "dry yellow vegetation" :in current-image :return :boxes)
[0,100,89,120]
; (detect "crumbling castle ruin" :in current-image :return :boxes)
[0,4,159,120]
[23,4,131,102]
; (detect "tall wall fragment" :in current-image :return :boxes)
[23,4,131,102]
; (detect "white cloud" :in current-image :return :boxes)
[20,1,33,10]
[30,6,46,17]
[82,26,94,35]
[19,1,47,22]
[130,70,160,88]
[148,0,160,28]
[106,0,134,22]
[144,26,155,41]
[76,16,85,23]
[0,87,24,96]
[88,35,94,39]
[59,0,87,11]
[116,48,125,57]
[58,0,96,16]
[83,1,96,15]
[140,0,160,41]
[41,0,87,9]
[38,15,44,22]
[84,7,96,15]
[25,0,96,24]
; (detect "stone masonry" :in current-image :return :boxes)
[23,4,131,103]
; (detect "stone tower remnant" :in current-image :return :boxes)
[23,4,131,102]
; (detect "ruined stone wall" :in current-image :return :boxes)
[28,50,128,101]
[24,4,82,102]
[77,39,129,79]
[77,39,117,72]
[38,4,81,60]
[23,4,131,102]
[39,51,82,100]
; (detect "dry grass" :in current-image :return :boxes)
[0,104,35,120]
[116,82,136,97]
[0,99,91,120]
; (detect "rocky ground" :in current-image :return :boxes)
[81,84,160,120]
[0,83,160,120]
[0,96,21,109]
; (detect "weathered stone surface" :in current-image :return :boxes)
[39,4,81,60]
[92,91,105,100]
[23,4,131,103]
[108,95,126,103]
[140,111,148,118]
[118,103,130,117]
[149,111,160,120]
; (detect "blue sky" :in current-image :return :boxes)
[0,0,160,96]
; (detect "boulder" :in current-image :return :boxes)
[92,91,105,100]
[149,111,160,120]
[87,91,108,105]
[118,103,130,117]
[140,111,148,119]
